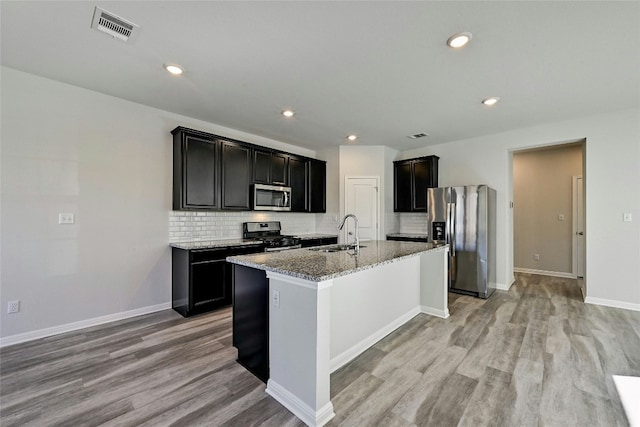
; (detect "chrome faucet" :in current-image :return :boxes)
[338,214,359,251]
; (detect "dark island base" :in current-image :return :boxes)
[232,264,269,383]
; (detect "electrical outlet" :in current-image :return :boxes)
[558,214,565,221]
[534,253,540,261]
[272,290,280,308]
[8,300,20,314]
[58,213,75,224]
[623,213,632,222]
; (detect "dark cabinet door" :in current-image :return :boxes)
[191,259,230,310]
[289,156,308,212]
[221,140,252,210]
[412,159,430,211]
[394,161,413,212]
[308,159,326,213]
[173,130,220,210]
[270,152,289,186]
[253,149,271,184]
[253,149,289,186]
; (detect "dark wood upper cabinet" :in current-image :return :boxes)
[308,159,326,213]
[172,126,327,213]
[221,140,252,210]
[172,127,220,210]
[270,152,289,186]
[289,155,308,212]
[394,155,439,212]
[253,149,289,186]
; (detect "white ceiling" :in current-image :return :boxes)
[1,1,639,151]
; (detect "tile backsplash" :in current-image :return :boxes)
[169,211,332,242]
[398,212,428,234]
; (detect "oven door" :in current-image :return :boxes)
[253,184,292,211]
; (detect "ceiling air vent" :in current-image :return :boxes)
[407,133,429,139]
[91,7,139,43]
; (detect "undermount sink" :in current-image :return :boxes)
[309,244,367,253]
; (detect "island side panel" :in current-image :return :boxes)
[419,247,450,318]
[233,265,269,382]
[329,255,422,372]
[265,272,335,427]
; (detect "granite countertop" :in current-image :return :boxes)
[386,233,429,240]
[295,234,339,240]
[226,240,448,282]
[170,234,338,250]
[170,239,264,250]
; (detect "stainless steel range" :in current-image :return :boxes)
[242,221,301,252]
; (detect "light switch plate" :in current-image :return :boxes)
[623,213,632,222]
[58,213,75,224]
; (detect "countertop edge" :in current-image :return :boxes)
[170,240,263,250]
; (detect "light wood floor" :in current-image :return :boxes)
[1,273,639,426]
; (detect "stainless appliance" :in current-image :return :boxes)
[427,185,496,298]
[242,221,301,252]
[252,184,291,211]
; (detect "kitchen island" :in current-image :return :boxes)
[227,240,449,427]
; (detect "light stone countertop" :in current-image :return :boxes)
[226,240,448,282]
[170,239,263,250]
[295,234,339,240]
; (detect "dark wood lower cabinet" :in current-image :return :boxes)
[172,244,263,317]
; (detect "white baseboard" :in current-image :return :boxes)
[330,307,420,373]
[266,379,335,427]
[513,267,575,279]
[421,305,449,319]
[496,281,512,291]
[0,302,172,348]
[585,297,640,312]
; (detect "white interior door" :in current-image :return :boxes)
[345,177,379,242]
[573,175,585,281]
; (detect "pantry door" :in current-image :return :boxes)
[344,177,379,242]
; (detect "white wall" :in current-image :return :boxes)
[401,108,640,308]
[0,67,317,340]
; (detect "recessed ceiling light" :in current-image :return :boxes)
[481,97,500,106]
[446,32,472,49]
[281,109,295,118]
[347,134,358,142]
[164,64,184,75]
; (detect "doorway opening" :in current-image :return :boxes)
[512,139,586,297]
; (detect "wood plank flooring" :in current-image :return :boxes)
[1,273,639,426]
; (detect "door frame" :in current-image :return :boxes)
[344,176,381,241]
[572,175,585,280]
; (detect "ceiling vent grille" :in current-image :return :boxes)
[407,133,429,139]
[91,7,139,43]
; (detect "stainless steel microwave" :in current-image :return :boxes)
[253,184,292,211]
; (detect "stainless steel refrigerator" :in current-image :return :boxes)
[427,185,496,298]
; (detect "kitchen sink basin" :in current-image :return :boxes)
[309,244,366,253]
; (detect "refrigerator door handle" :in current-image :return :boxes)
[449,203,456,256]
